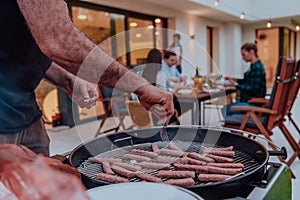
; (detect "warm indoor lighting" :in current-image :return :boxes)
[266,21,272,28]
[147,25,154,29]
[296,25,300,31]
[214,0,220,7]
[135,33,142,38]
[77,15,87,20]
[130,22,138,27]
[240,12,245,20]
[155,18,161,23]
[155,31,160,36]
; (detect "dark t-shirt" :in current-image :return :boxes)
[0,1,51,133]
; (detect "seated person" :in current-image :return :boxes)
[141,49,180,125]
[222,42,266,117]
[161,50,187,91]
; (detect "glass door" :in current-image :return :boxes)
[71,6,127,121]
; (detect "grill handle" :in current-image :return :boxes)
[268,147,287,160]
[222,127,288,159]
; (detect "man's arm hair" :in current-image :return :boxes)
[17,0,148,93]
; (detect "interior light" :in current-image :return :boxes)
[78,15,87,20]
[130,22,138,27]
[267,21,272,28]
[155,18,161,23]
[148,25,154,29]
[296,25,300,31]
[214,0,220,7]
[155,31,160,36]
[240,12,245,20]
[136,33,142,38]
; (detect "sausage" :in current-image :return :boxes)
[101,161,115,175]
[139,162,171,170]
[164,178,195,186]
[188,152,215,163]
[174,157,189,164]
[158,149,187,157]
[198,174,231,182]
[201,146,234,151]
[156,155,177,163]
[207,163,244,169]
[206,154,234,163]
[207,166,243,175]
[111,165,136,178]
[89,157,122,163]
[113,162,142,172]
[131,149,158,158]
[173,163,208,173]
[186,157,207,166]
[168,142,182,151]
[151,143,160,153]
[122,154,152,162]
[156,156,188,164]
[135,172,163,183]
[202,150,235,157]
[158,170,195,179]
[96,173,129,183]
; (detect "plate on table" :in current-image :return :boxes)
[176,88,193,94]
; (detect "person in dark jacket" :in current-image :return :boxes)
[222,42,266,117]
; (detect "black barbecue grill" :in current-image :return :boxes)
[66,126,289,199]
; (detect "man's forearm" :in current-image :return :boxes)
[44,62,73,95]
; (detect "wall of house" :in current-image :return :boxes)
[297,32,300,60]
[83,0,295,79]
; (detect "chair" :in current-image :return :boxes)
[224,57,299,169]
[125,100,153,129]
[202,94,234,124]
[283,60,300,166]
[131,65,145,76]
[94,86,129,137]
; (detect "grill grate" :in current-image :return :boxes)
[77,141,262,186]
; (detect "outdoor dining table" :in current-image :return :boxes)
[174,87,236,125]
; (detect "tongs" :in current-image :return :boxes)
[160,123,169,142]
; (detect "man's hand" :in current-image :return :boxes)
[45,62,99,109]
[69,78,99,109]
[135,84,174,125]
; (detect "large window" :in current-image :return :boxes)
[69,2,167,67]
[68,1,168,122]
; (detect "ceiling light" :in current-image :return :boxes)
[147,25,154,29]
[214,0,220,7]
[130,22,138,27]
[266,21,272,28]
[135,33,142,38]
[296,25,300,31]
[155,31,160,36]
[77,15,87,20]
[240,12,245,20]
[155,18,161,23]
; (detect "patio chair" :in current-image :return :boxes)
[283,60,300,166]
[223,57,298,168]
[125,100,154,129]
[94,85,129,137]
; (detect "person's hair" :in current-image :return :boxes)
[163,50,177,59]
[173,33,181,40]
[142,48,162,85]
[241,42,258,57]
